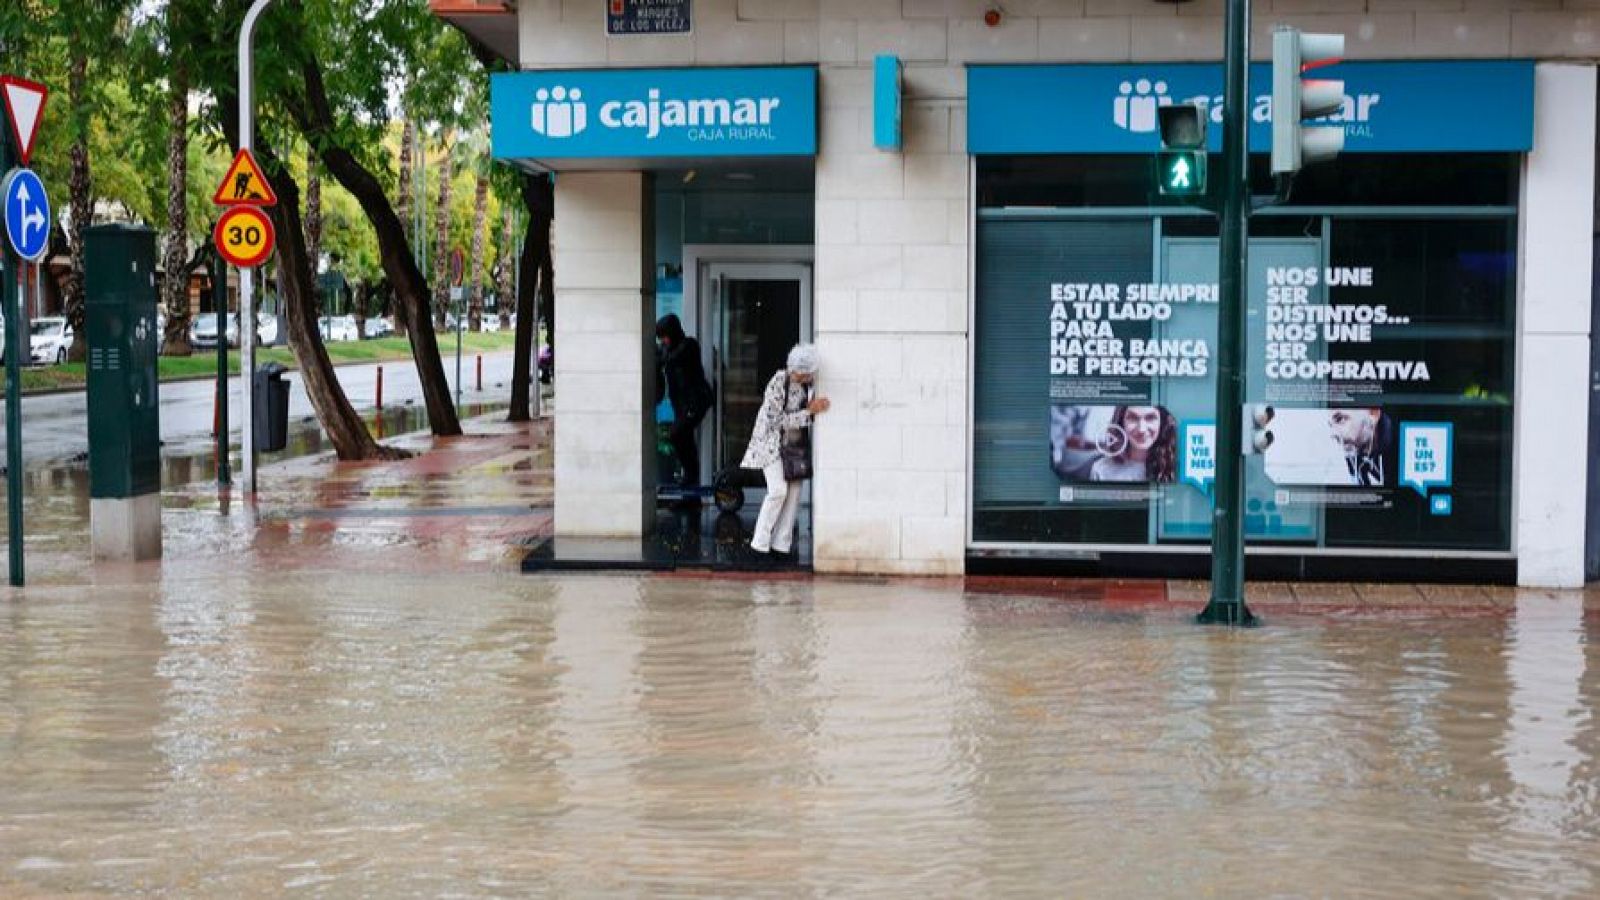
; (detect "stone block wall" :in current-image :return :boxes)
[520,1,1600,68]
[552,173,653,538]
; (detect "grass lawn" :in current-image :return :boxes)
[2,331,520,394]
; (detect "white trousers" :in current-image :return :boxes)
[751,460,802,553]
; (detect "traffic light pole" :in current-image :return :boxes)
[1197,0,1258,625]
[1,123,23,587]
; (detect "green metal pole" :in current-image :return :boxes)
[1198,0,1258,626]
[2,124,24,587]
[214,252,231,486]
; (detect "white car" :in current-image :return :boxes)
[189,312,223,349]
[480,315,502,333]
[362,316,395,339]
[319,315,359,342]
[30,317,75,365]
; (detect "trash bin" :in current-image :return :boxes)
[253,362,290,452]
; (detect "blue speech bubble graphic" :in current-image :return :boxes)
[1400,422,1453,497]
[1181,421,1216,494]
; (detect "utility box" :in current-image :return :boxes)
[85,223,162,561]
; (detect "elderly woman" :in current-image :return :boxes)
[742,343,830,559]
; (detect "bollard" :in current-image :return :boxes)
[476,354,482,392]
[375,364,383,409]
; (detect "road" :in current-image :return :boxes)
[0,350,526,465]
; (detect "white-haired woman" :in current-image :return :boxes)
[742,343,830,559]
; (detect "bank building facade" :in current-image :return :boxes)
[434,0,1599,587]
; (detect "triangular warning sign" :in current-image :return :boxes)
[212,148,278,207]
[0,75,49,167]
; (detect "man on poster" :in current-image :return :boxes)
[1328,407,1395,487]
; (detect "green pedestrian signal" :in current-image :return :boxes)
[1155,103,1208,198]
[1157,150,1207,196]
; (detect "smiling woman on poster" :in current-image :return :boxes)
[1089,405,1177,484]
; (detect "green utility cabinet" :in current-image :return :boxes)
[85,224,161,500]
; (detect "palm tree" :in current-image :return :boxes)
[466,159,489,332]
[430,132,455,330]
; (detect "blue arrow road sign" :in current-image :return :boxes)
[3,168,50,263]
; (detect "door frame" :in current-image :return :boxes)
[682,244,814,483]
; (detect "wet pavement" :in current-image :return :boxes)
[2,415,1600,894]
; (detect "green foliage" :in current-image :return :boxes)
[0,0,514,293]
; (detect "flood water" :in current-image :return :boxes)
[2,574,1596,895]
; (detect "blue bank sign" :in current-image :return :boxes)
[968,61,1534,155]
[492,67,816,162]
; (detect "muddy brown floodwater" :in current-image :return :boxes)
[0,572,1596,896]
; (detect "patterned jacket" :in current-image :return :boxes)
[740,369,813,470]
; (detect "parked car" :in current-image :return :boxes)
[362,316,394,339]
[190,312,275,349]
[480,315,502,333]
[318,315,359,342]
[189,312,222,349]
[30,317,75,365]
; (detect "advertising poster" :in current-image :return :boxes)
[1041,252,1457,536]
[1045,277,1214,499]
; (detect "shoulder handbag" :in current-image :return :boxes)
[779,379,813,482]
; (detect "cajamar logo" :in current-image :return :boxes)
[531,86,587,138]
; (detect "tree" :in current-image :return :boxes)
[429,134,455,330]
[508,172,552,423]
[496,203,514,332]
[466,162,488,332]
[62,33,91,361]
[158,0,194,355]
[305,149,323,307]
[267,0,476,437]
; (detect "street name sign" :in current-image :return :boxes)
[2,168,50,262]
[0,76,48,167]
[214,206,275,268]
[212,147,278,207]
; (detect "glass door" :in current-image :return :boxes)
[705,262,812,477]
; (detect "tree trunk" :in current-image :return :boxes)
[496,204,514,332]
[396,121,414,243]
[388,122,409,336]
[161,56,193,357]
[431,138,454,330]
[287,61,461,436]
[305,152,322,310]
[352,280,367,341]
[467,168,489,332]
[509,173,552,423]
[65,45,91,362]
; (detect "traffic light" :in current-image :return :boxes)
[1271,27,1346,175]
[1156,103,1207,197]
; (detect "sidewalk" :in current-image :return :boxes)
[6,414,552,591]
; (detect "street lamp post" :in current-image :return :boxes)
[237,0,274,496]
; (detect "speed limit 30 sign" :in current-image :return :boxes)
[214,205,275,268]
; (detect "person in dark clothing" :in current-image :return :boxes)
[655,314,714,491]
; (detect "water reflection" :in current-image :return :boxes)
[0,576,1596,894]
